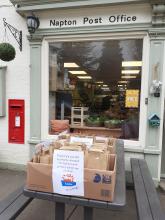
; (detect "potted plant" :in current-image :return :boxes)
[85,116,104,127]
[104,119,123,129]
[0,43,16,61]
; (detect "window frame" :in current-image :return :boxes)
[41,32,150,149]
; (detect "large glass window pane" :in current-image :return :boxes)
[49,39,143,140]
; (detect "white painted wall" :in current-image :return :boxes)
[0,1,30,165]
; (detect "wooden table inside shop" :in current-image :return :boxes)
[23,140,125,220]
[70,125,122,138]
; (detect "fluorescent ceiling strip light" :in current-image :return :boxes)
[122,61,142,67]
[64,63,79,68]
[118,81,128,84]
[69,71,87,75]
[101,88,110,90]
[122,75,137,79]
[102,84,108,87]
[122,70,140,74]
[101,87,109,89]
[77,76,92,79]
[96,81,104,84]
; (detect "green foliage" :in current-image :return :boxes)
[104,119,122,128]
[85,115,109,127]
[0,43,16,61]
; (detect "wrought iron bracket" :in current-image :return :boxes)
[3,18,22,51]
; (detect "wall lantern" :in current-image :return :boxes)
[27,15,40,34]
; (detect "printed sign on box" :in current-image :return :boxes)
[52,150,84,196]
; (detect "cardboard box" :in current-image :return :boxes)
[26,154,116,202]
[84,154,116,201]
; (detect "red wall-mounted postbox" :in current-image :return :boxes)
[8,99,25,144]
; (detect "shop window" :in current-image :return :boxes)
[49,39,143,140]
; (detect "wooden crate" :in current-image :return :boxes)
[71,107,89,127]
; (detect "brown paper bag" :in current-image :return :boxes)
[91,143,107,151]
[32,155,39,163]
[94,136,109,145]
[59,145,82,151]
[86,149,109,170]
[108,138,116,146]
[66,142,87,151]
[39,154,51,164]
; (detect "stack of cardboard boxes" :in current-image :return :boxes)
[26,134,117,202]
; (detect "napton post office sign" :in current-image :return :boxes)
[39,4,151,29]
[50,14,137,28]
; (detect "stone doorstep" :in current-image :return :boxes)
[159,179,165,192]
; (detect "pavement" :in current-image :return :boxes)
[0,169,165,220]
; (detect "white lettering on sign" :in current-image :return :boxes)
[39,4,151,29]
[52,150,84,196]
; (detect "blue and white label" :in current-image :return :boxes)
[93,173,111,184]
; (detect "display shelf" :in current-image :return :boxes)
[70,125,122,138]
[71,107,89,127]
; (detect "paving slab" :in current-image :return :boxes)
[0,169,164,220]
[0,169,25,201]
[17,191,137,220]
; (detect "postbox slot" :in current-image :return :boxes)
[10,106,22,108]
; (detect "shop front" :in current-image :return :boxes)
[8,0,165,183]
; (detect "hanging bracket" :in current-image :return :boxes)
[3,18,22,51]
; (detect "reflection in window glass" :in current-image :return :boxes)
[49,39,143,140]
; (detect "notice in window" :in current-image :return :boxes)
[125,90,139,108]
[52,150,84,196]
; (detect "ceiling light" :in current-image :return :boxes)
[69,71,87,75]
[102,84,108,87]
[64,63,79,68]
[122,61,142,67]
[122,70,140,74]
[77,76,92,79]
[101,87,110,91]
[118,81,128,84]
[121,75,137,79]
[119,88,125,91]
[96,81,104,84]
